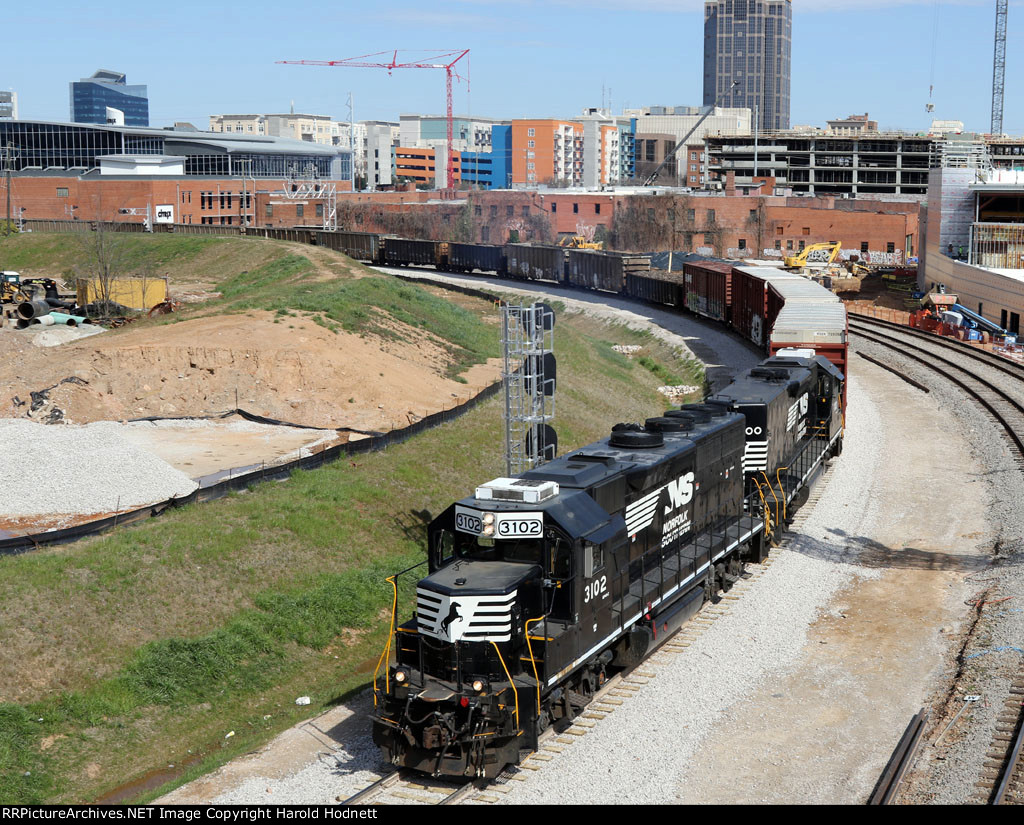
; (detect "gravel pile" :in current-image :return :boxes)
[853,334,1024,804]
[0,418,198,517]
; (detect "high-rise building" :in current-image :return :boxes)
[70,70,149,127]
[0,91,17,120]
[703,0,791,132]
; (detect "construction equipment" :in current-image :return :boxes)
[1,271,27,303]
[784,242,842,269]
[558,235,603,250]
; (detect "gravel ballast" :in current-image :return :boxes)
[0,418,198,517]
[851,333,1024,805]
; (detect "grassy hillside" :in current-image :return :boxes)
[0,235,705,803]
[0,232,289,285]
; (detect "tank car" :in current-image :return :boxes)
[371,354,845,779]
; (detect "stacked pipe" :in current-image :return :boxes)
[14,300,91,330]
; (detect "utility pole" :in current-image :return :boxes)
[3,142,14,234]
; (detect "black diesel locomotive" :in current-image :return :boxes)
[371,352,845,779]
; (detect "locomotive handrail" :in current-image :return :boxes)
[524,616,547,722]
[490,641,521,736]
[775,466,790,521]
[761,471,781,527]
[373,560,428,705]
[751,477,774,542]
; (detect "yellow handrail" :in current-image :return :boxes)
[751,477,773,540]
[373,574,399,706]
[524,617,546,722]
[760,471,780,529]
[491,641,520,734]
[774,466,790,522]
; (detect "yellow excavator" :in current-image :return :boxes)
[558,235,603,250]
[784,242,843,269]
[784,242,872,294]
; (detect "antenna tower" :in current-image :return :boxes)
[992,0,1008,135]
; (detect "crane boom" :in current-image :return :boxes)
[643,81,739,187]
[279,50,470,190]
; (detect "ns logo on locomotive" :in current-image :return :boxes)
[371,352,844,779]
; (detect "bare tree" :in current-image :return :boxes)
[74,199,133,318]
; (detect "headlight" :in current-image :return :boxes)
[482,523,495,536]
[482,513,495,525]
[471,678,486,693]
[394,668,408,684]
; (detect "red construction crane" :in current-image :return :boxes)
[278,49,470,190]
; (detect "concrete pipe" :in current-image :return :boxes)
[17,299,52,320]
[29,315,56,326]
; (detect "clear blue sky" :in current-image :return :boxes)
[4,0,1023,134]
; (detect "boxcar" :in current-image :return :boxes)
[504,244,565,282]
[730,266,803,347]
[448,242,506,275]
[766,277,840,333]
[683,261,734,323]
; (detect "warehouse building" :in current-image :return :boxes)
[0,119,353,228]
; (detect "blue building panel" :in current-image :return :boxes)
[459,125,511,189]
[70,71,149,126]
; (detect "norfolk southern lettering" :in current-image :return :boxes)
[372,354,845,779]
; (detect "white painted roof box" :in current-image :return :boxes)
[475,478,560,503]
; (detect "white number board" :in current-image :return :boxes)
[454,506,543,538]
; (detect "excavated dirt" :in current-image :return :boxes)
[0,311,502,432]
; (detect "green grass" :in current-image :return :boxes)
[0,307,697,804]
[0,233,287,285]
[211,254,501,376]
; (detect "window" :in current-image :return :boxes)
[687,209,696,222]
[887,242,895,253]
[704,233,714,244]
[481,225,490,242]
[474,205,482,216]
[551,203,557,213]
[861,242,869,254]
[749,209,757,220]
[787,240,794,250]
[527,140,535,148]
[56,187,69,198]
[707,209,716,223]
[266,204,273,217]
[595,203,601,215]
[507,205,514,217]
[316,204,324,218]
[527,128,535,137]
[573,203,579,214]
[802,227,810,235]
[522,206,529,217]
[490,205,498,217]
[648,208,656,221]
[296,204,304,218]
[799,240,806,251]
[775,240,781,250]
[776,226,784,235]
[443,213,450,224]
[739,239,747,249]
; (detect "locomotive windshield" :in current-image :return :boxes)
[433,528,546,566]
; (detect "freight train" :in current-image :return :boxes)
[218,224,848,779]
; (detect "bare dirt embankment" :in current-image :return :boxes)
[0,311,501,432]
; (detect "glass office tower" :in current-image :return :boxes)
[70,70,149,127]
[703,0,791,132]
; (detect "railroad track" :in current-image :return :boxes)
[849,316,1024,464]
[976,674,1024,804]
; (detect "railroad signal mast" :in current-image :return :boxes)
[277,49,470,191]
